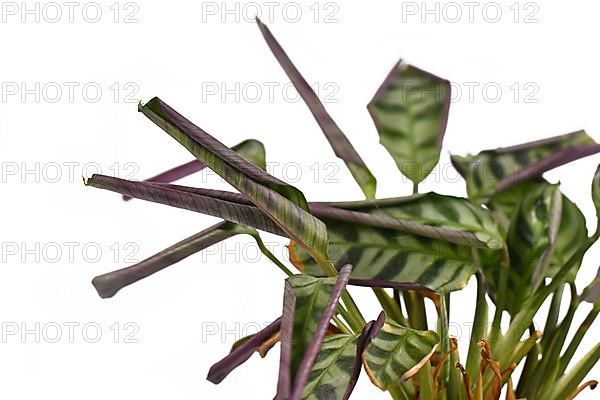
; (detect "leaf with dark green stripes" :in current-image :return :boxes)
[299,334,360,400]
[362,317,439,390]
[286,274,339,379]
[138,97,331,267]
[256,18,377,199]
[292,265,352,400]
[368,61,450,185]
[451,130,600,203]
[123,138,266,200]
[484,181,588,310]
[290,220,478,293]
[504,184,562,314]
[314,192,504,249]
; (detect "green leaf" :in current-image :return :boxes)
[362,317,439,391]
[299,334,359,399]
[290,220,478,293]
[368,61,450,185]
[287,274,339,379]
[504,183,562,314]
[316,192,504,249]
[292,266,353,400]
[451,130,599,203]
[138,97,330,267]
[256,18,377,199]
[483,182,588,312]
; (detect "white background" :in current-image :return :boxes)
[1,0,599,398]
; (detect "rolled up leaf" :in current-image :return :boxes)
[207,317,281,384]
[138,97,330,267]
[91,221,247,298]
[123,139,266,200]
[86,175,287,237]
[451,130,600,203]
[368,61,451,185]
[256,18,377,199]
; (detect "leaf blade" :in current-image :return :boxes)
[368,61,451,184]
[256,18,377,199]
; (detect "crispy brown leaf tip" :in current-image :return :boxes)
[566,380,598,400]
[290,265,353,400]
[207,317,281,384]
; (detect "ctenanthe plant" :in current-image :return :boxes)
[86,19,600,400]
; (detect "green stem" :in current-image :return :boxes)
[495,234,598,358]
[388,384,411,400]
[332,314,353,335]
[404,291,428,330]
[466,272,489,379]
[539,342,600,399]
[254,234,295,277]
[374,288,408,325]
[559,306,600,376]
[489,247,509,347]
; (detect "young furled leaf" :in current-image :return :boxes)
[368,61,451,185]
[207,317,281,384]
[138,97,331,268]
[361,317,439,391]
[256,18,377,199]
[91,221,248,298]
[451,130,600,203]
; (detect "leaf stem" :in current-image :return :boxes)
[374,288,408,325]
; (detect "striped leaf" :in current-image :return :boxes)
[292,266,352,400]
[315,192,504,249]
[290,220,478,293]
[451,130,600,203]
[362,317,439,390]
[138,97,330,267]
[123,138,266,200]
[368,61,451,185]
[504,184,562,314]
[299,334,360,400]
[287,274,338,379]
[256,18,377,199]
[484,181,588,311]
